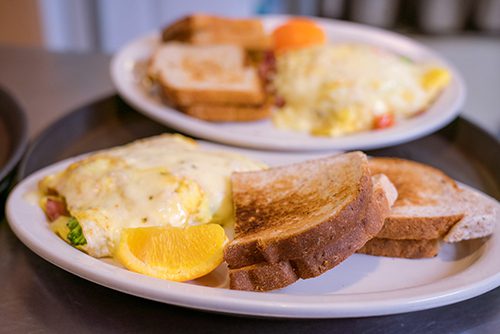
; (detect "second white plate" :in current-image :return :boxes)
[6,141,500,318]
[111,15,465,151]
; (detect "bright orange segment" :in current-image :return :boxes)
[272,18,327,53]
[115,224,227,282]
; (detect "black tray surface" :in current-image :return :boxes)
[3,95,500,333]
[0,86,28,215]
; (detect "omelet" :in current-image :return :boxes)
[38,134,265,257]
[272,44,451,136]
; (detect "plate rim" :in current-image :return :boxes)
[6,145,500,319]
[110,14,466,151]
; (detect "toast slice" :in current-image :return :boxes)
[362,157,498,259]
[181,102,271,122]
[228,172,396,291]
[224,152,372,270]
[368,157,464,240]
[149,42,265,107]
[161,14,271,50]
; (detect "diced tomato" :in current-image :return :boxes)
[374,113,395,129]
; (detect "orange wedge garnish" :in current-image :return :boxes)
[115,224,227,281]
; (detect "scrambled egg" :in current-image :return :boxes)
[272,44,451,136]
[39,134,264,257]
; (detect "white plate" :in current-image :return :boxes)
[111,15,465,151]
[6,142,500,318]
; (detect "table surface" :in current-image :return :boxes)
[0,35,499,333]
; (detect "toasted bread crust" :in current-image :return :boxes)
[162,15,271,50]
[377,214,463,240]
[229,262,298,291]
[357,238,440,258]
[228,176,391,291]
[159,76,265,107]
[161,16,191,42]
[181,103,271,122]
[224,153,372,269]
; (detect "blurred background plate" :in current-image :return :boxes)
[111,15,465,151]
[0,86,28,213]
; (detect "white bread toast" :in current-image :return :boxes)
[225,152,397,291]
[161,14,270,50]
[148,42,265,107]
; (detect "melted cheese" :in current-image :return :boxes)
[40,134,264,257]
[272,44,451,136]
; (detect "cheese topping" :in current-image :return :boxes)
[272,44,451,136]
[39,134,264,257]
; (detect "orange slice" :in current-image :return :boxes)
[272,18,327,53]
[115,224,227,281]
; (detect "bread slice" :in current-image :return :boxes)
[161,14,270,50]
[228,172,396,291]
[368,157,464,240]
[224,152,372,270]
[358,238,440,258]
[149,42,265,107]
[444,185,499,242]
[181,102,271,122]
[362,157,498,259]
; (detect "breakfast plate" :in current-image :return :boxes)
[6,140,500,318]
[111,15,465,151]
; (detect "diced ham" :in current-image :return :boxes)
[45,198,69,221]
[258,50,276,86]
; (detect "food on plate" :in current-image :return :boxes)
[149,15,452,132]
[182,103,271,122]
[148,42,269,121]
[38,134,264,258]
[357,157,499,258]
[36,134,498,290]
[116,224,227,281]
[272,18,326,53]
[161,14,270,50]
[272,43,451,136]
[224,152,397,291]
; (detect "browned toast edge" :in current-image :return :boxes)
[161,14,270,50]
[377,214,464,240]
[159,76,266,107]
[357,238,440,258]
[180,102,271,122]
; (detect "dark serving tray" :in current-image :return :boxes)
[0,86,28,213]
[3,95,500,333]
